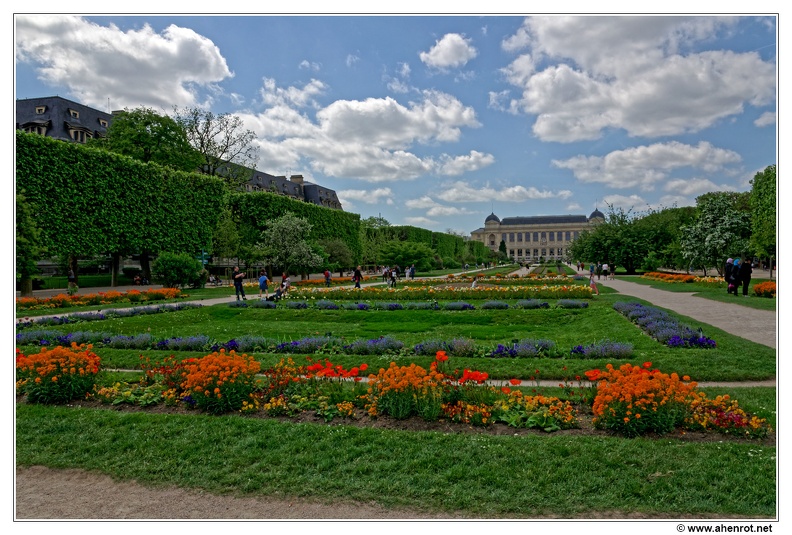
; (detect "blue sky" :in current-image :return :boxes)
[13,12,778,236]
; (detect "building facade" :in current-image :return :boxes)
[470,210,605,263]
[16,96,342,210]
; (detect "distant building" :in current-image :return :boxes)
[16,96,343,210]
[469,209,605,262]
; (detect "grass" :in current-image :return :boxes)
[16,293,776,382]
[15,270,777,518]
[619,275,776,311]
[15,403,775,518]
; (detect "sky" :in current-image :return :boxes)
[13,10,779,237]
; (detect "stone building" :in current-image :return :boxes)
[469,209,605,263]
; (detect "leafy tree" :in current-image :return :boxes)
[680,192,751,275]
[498,240,508,261]
[632,206,697,271]
[379,240,435,271]
[318,238,355,276]
[360,215,391,229]
[88,107,202,172]
[257,213,324,276]
[212,208,241,261]
[151,252,203,288]
[16,192,46,296]
[173,107,259,188]
[750,165,776,268]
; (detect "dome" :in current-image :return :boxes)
[588,208,605,221]
[485,212,500,224]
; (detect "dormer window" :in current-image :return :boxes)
[35,106,46,114]
[68,109,79,119]
[98,118,108,127]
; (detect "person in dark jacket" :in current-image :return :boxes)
[737,256,753,296]
[724,258,735,295]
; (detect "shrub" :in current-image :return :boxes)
[250,300,277,309]
[151,252,203,289]
[753,281,776,298]
[315,299,340,310]
[515,299,549,309]
[180,350,261,414]
[488,339,557,359]
[344,336,404,355]
[342,302,370,310]
[414,338,479,358]
[481,301,509,309]
[570,340,634,359]
[556,299,588,309]
[444,302,475,310]
[284,301,309,309]
[16,344,101,404]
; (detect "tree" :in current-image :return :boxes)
[151,252,203,288]
[173,107,259,188]
[498,240,508,261]
[212,208,241,261]
[750,165,776,273]
[16,192,46,296]
[378,240,435,271]
[318,238,355,276]
[88,107,203,172]
[257,213,324,276]
[361,215,391,229]
[680,192,751,275]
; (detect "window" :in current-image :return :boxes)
[517,233,522,242]
[549,248,555,256]
[517,249,523,257]
[525,232,530,242]
[533,249,539,257]
[549,232,555,241]
[565,231,571,241]
[24,125,47,136]
[509,233,515,242]
[541,232,546,239]
[69,129,88,142]
[99,119,108,127]
[68,109,80,119]
[557,232,563,241]
[509,250,515,257]
[541,249,546,257]
[533,232,539,241]
[35,106,46,114]
[501,233,507,243]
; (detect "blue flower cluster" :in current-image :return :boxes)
[613,301,716,349]
[444,302,476,310]
[315,300,340,310]
[569,340,634,359]
[413,338,478,358]
[343,336,404,355]
[16,303,202,330]
[488,339,557,359]
[273,336,341,353]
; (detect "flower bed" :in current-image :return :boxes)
[613,301,716,348]
[289,284,593,301]
[16,303,202,330]
[641,272,724,286]
[16,288,182,311]
[753,281,776,298]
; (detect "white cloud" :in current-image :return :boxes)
[755,111,776,127]
[438,151,495,176]
[500,16,776,141]
[601,194,647,211]
[15,15,232,110]
[346,54,360,68]
[552,141,742,190]
[337,188,394,205]
[419,33,478,70]
[298,60,321,71]
[405,196,476,217]
[404,216,439,226]
[436,181,573,203]
[663,178,737,197]
[259,78,326,108]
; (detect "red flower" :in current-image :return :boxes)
[643,362,652,369]
[584,369,601,381]
[509,378,522,386]
[435,351,449,362]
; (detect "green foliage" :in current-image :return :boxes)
[211,208,241,260]
[16,192,46,292]
[318,238,355,273]
[87,106,202,172]
[256,213,324,275]
[151,252,204,288]
[680,192,752,273]
[378,240,435,270]
[229,191,363,261]
[16,131,226,261]
[750,165,776,259]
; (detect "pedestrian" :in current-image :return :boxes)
[596,263,602,280]
[67,268,77,290]
[738,256,753,297]
[602,263,609,279]
[724,258,736,295]
[390,268,397,288]
[258,270,269,299]
[232,266,247,301]
[324,269,332,287]
[731,258,741,295]
[354,266,363,289]
[281,272,291,293]
[589,263,595,278]
[410,264,415,279]
[589,273,599,295]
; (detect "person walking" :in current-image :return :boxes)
[589,272,600,295]
[738,256,753,297]
[354,266,363,289]
[602,263,609,279]
[232,266,247,301]
[324,269,332,287]
[724,258,736,295]
[258,270,269,299]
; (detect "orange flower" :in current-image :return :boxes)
[509,378,522,386]
[643,362,652,369]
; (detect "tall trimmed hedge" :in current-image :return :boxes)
[15,131,226,258]
[228,191,363,261]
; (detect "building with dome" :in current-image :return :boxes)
[470,209,606,263]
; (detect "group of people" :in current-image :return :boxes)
[724,257,753,297]
[585,262,614,281]
[230,266,291,302]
